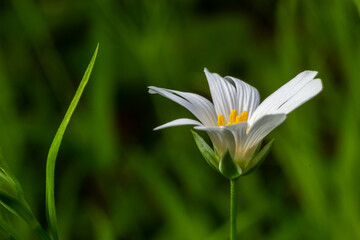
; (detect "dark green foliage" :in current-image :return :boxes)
[0,0,359,239]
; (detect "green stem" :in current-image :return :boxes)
[230,178,238,240]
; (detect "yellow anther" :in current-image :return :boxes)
[219,110,248,127]
[229,109,237,123]
[238,111,248,123]
[217,114,225,126]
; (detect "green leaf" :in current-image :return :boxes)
[0,190,50,240]
[191,130,220,172]
[0,168,19,198]
[242,139,274,177]
[0,213,19,240]
[0,190,35,226]
[45,44,98,240]
[219,151,242,179]
[0,153,50,240]
[0,151,24,200]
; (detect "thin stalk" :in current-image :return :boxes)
[45,44,98,240]
[230,178,238,240]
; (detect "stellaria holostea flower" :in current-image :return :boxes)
[149,69,322,178]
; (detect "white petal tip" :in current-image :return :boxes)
[148,86,157,94]
[300,70,318,79]
[154,118,202,131]
[315,78,323,90]
[194,126,206,130]
[303,70,318,74]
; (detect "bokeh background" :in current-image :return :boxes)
[0,0,360,239]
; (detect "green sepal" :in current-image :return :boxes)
[219,151,242,179]
[242,139,274,177]
[191,130,220,172]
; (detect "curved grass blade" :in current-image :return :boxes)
[0,211,20,240]
[45,44,99,240]
[0,150,50,239]
[0,190,49,240]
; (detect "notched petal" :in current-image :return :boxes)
[148,86,217,126]
[204,69,237,119]
[249,71,321,123]
[154,118,202,130]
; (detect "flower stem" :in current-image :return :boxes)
[230,178,238,240]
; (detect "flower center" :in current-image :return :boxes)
[217,109,248,126]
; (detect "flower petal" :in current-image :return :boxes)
[245,114,286,151]
[154,118,202,130]
[249,71,319,125]
[167,89,217,126]
[148,86,217,126]
[204,69,237,121]
[225,122,250,161]
[277,78,322,114]
[224,76,260,117]
[194,125,235,159]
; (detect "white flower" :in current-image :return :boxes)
[149,69,322,173]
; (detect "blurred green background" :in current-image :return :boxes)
[0,0,360,239]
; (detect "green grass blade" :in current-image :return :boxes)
[45,44,99,240]
[0,190,50,240]
[0,215,19,240]
[0,151,50,239]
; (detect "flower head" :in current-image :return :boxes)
[149,69,322,177]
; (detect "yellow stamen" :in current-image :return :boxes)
[217,114,225,126]
[238,111,248,123]
[229,109,237,123]
[218,110,248,127]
